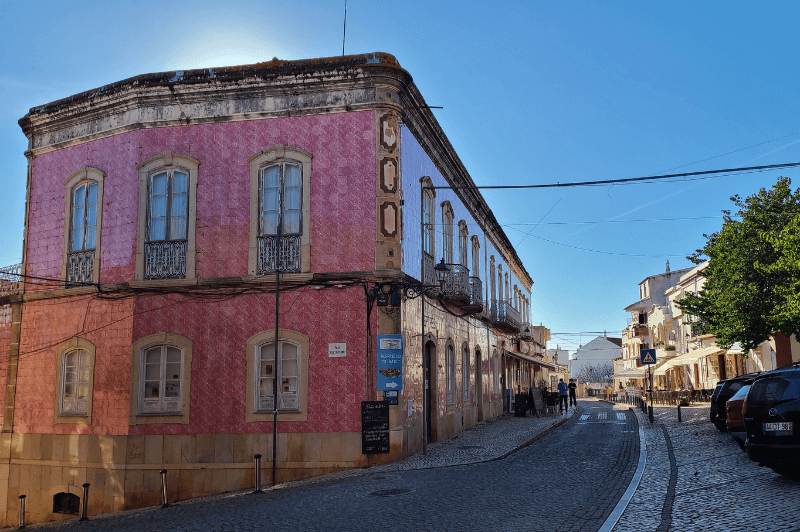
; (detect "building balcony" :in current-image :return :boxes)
[491,299,521,334]
[0,264,21,297]
[442,263,470,304]
[462,276,483,313]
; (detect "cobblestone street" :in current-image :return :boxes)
[11,401,640,531]
[11,399,797,531]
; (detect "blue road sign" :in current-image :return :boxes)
[377,335,404,391]
[640,349,657,365]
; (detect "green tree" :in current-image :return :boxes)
[678,177,800,361]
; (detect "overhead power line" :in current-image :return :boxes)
[430,161,800,190]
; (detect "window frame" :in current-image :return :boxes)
[53,337,96,425]
[62,167,105,285]
[130,333,193,425]
[493,352,500,395]
[458,221,468,268]
[135,152,199,281]
[421,178,436,256]
[446,343,455,405]
[442,202,454,264]
[246,329,309,422]
[462,344,470,403]
[138,344,184,415]
[248,145,312,276]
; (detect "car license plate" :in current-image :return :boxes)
[764,422,793,433]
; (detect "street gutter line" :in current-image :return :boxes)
[597,409,646,532]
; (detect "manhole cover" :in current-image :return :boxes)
[361,474,399,482]
[456,445,485,450]
[369,488,414,497]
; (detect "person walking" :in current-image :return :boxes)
[568,378,577,407]
[557,378,569,413]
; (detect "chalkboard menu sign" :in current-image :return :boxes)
[361,401,390,454]
[530,388,544,416]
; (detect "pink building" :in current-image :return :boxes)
[0,53,545,525]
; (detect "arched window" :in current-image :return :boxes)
[462,345,470,402]
[136,152,199,280]
[446,344,455,405]
[422,177,435,256]
[458,221,468,268]
[471,236,480,278]
[246,329,310,422]
[62,167,105,285]
[53,337,96,424]
[130,333,193,425]
[249,145,313,275]
[442,202,454,264]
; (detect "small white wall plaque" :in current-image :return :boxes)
[328,343,347,357]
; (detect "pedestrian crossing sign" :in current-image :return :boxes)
[640,349,656,365]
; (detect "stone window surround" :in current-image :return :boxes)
[462,342,470,403]
[135,152,200,281]
[61,167,105,285]
[458,220,468,268]
[129,332,193,425]
[53,337,96,425]
[445,341,456,406]
[441,201,454,264]
[245,328,309,423]
[421,176,436,257]
[248,144,313,276]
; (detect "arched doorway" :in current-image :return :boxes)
[423,338,438,443]
[476,347,484,421]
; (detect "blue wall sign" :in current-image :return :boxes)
[640,349,657,365]
[377,334,404,391]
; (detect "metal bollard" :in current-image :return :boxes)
[80,483,90,521]
[253,454,263,493]
[677,404,682,422]
[648,405,654,423]
[18,494,26,529]
[159,469,169,508]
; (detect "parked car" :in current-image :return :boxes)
[709,380,725,429]
[743,365,800,478]
[725,382,752,447]
[713,373,761,432]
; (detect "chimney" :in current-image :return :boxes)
[666,260,671,273]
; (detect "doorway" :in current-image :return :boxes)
[476,348,483,421]
[424,340,436,443]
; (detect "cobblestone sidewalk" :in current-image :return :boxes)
[611,403,800,532]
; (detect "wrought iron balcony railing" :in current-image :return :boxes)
[67,250,94,284]
[465,276,483,312]
[0,264,22,297]
[491,299,521,333]
[442,263,470,303]
[145,240,187,279]
[258,235,301,274]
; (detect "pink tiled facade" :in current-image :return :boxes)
[17,111,376,438]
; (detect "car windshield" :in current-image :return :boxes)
[748,377,798,406]
[730,384,750,401]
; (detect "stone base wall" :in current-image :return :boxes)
[0,431,366,527]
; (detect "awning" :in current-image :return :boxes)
[504,350,558,369]
[615,368,646,378]
[654,346,723,376]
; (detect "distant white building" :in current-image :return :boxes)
[569,335,622,383]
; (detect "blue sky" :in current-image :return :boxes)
[2,1,800,355]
